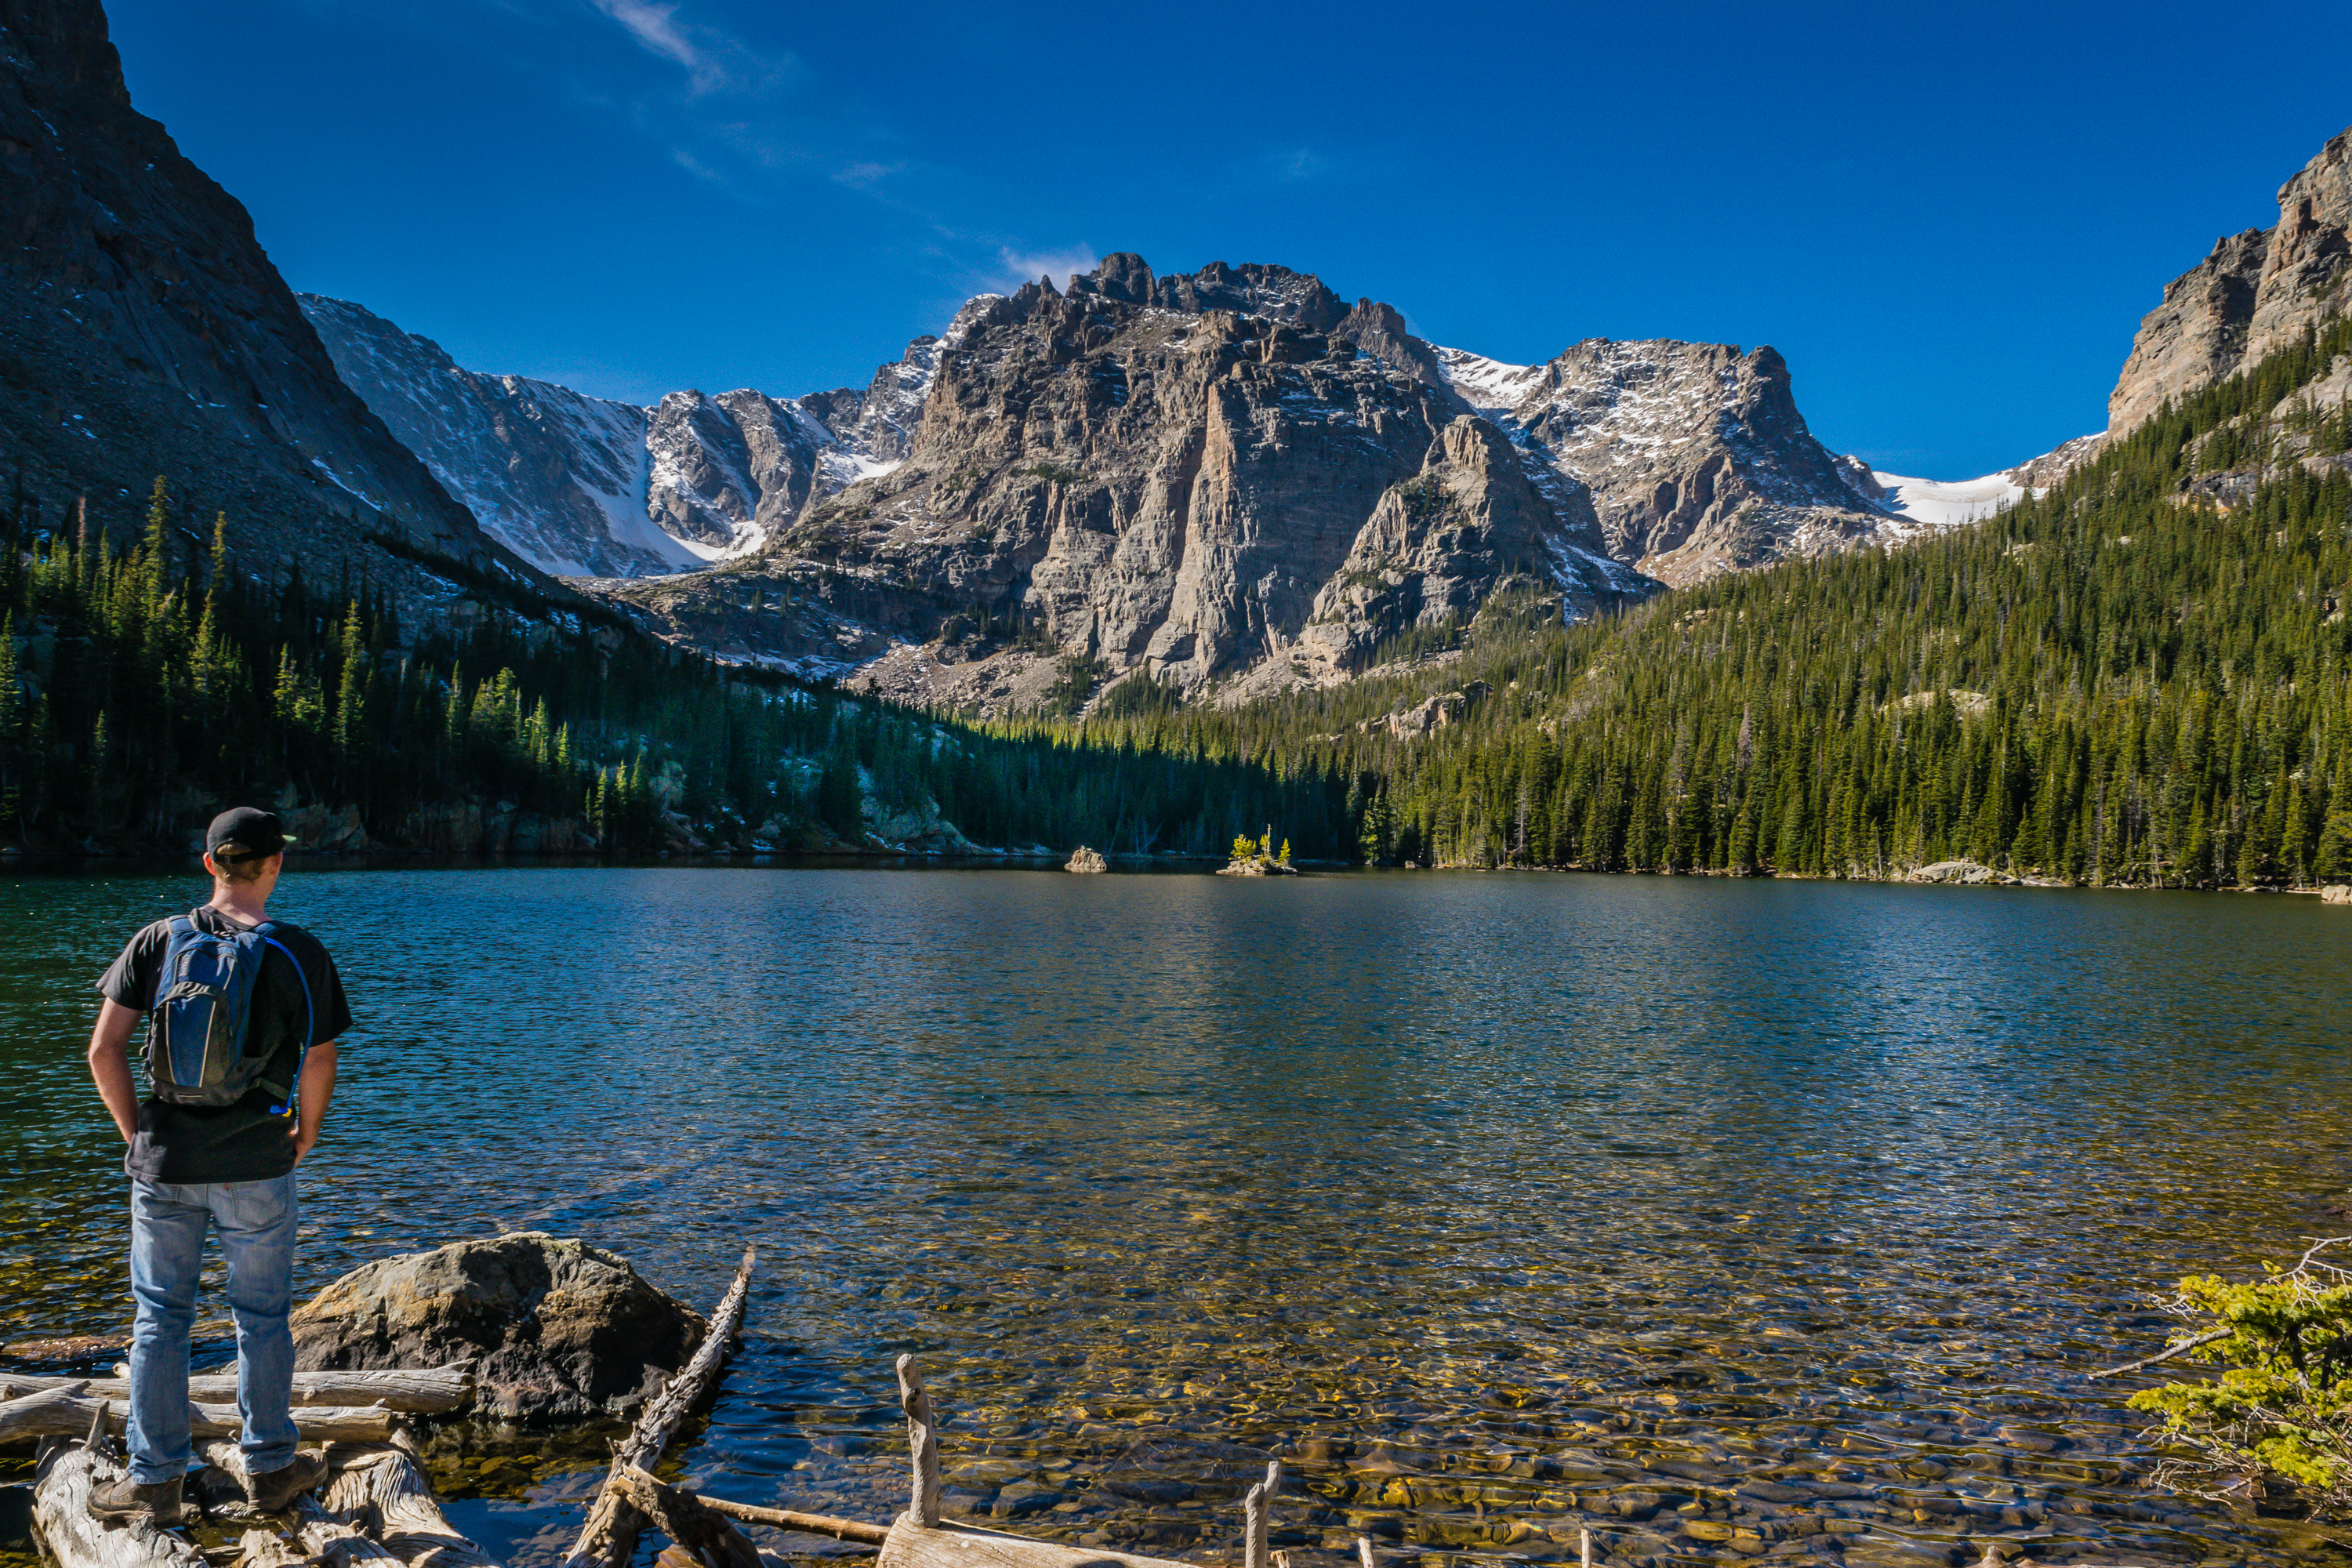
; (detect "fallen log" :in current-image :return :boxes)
[0,1388,397,1445]
[691,1493,891,1547]
[612,1466,760,1568]
[0,1367,472,1414]
[197,1437,500,1568]
[31,1408,208,1568]
[876,1518,1200,1568]
[562,1247,757,1568]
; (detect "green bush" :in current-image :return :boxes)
[2126,1239,2352,1517]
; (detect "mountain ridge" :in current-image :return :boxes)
[0,0,542,604]
[311,255,1930,707]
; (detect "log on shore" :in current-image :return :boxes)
[0,1367,472,1415]
[0,1388,398,1444]
[31,1421,207,1568]
[611,1467,759,1568]
[562,1247,756,1568]
[691,1493,891,1547]
[198,1437,499,1568]
[877,1517,1196,1568]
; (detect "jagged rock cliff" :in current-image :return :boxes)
[602,255,1909,700]
[612,260,1675,703]
[2109,126,2352,434]
[303,294,947,579]
[296,241,1911,701]
[0,0,528,590]
[1426,336,1899,588]
[299,295,693,578]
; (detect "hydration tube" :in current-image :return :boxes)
[256,925,315,1120]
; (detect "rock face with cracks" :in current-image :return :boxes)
[603,254,1907,705]
[288,1232,707,1420]
[0,0,534,597]
[2109,125,2352,435]
[612,257,1658,702]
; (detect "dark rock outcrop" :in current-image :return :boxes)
[289,1232,707,1420]
[2110,126,2352,434]
[0,0,532,591]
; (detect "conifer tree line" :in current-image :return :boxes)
[0,481,1339,856]
[1050,318,2352,886]
[4,314,2346,878]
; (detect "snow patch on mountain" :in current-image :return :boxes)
[304,293,956,579]
[1432,346,1548,419]
[1870,470,2028,533]
[300,295,708,578]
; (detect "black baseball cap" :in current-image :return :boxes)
[205,807,296,863]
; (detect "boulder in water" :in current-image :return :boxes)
[289,1232,707,1419]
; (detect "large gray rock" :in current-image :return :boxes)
[2110,125,2352,435]
[1909,860,2014,886]
[289,1232,707,1420]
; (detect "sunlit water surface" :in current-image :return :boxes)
[4,866,2350,1568]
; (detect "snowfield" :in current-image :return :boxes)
[1870,471,2028,532]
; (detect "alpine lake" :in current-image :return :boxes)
[3,863,2350,1568]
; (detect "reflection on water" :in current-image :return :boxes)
[5,866,2351,1568]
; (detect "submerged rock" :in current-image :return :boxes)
[289,1232,707,1419]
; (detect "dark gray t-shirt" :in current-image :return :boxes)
[96,906,352,1184]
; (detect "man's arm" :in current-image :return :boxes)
[290,1040,338,1164]
[87,999,143,1143]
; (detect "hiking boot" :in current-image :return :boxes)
[246,1451,328,1513]
[88,1473,183,1527]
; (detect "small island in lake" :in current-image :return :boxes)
[1220,831,1298,877]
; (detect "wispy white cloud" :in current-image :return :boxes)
[585,0,793,99]
[833,161,904,190]
[1272,147,1327,182]
[591,0,696,70]
[991,244,1100,294]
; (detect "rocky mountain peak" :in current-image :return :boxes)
[1,0,522,594]
[2109,125,2352,434]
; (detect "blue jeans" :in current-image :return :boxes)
[126,1174,299,1483]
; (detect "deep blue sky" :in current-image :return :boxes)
[107,0,2351,480]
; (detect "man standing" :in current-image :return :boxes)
[84,808,351,1523]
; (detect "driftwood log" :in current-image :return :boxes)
[198,1437,495,1568]
[692,1493,891,1547]
[612,1467,760,1568]
[876,1519,1197,1568]
[1242,1461,1279,1568]
[31,1405,208,1568]
[561,1247,756,1568]
[1,1387,398,1444]
[895,1355,941,1529]
[0,1368,472,1415]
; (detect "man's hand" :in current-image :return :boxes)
[87,1000,143,1144]
[289,1039,338,1166]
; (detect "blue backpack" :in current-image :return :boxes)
[147,915,314,1113]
